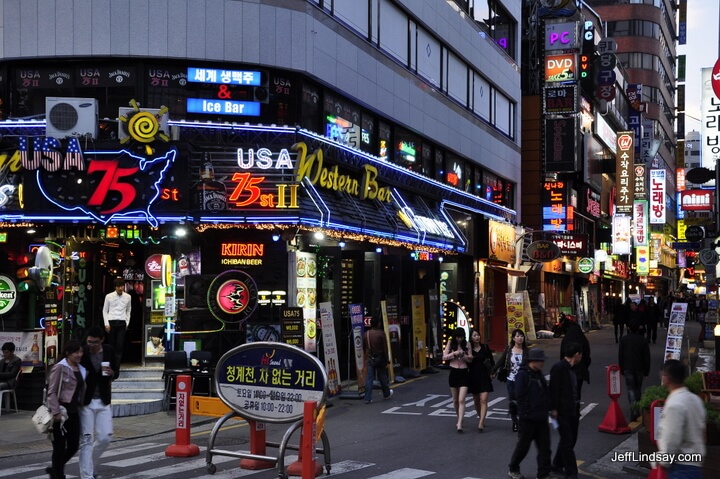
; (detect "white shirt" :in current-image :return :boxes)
[103,291,132,327]
[656,386,706,468]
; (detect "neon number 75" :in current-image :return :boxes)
[229,172,264,207]
[86,161,139,214]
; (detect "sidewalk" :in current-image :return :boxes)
[0,408,216,460]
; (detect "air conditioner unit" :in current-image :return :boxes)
[117,107,170,142]
[45,97,98,139]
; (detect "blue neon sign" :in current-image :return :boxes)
[187,67,262,86]
[187,98,261,117]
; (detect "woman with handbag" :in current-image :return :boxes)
[442,328,473,433]
[46,340,87,479]
[468,329,494,432]
[492,328,528,433]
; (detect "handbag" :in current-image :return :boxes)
[32,366,64,434]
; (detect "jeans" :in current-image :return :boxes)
[506,380,518,424]
[508,419,552,477]
[624,370,644,419]
[79,398,114,479]
[51,410,81,478]
[666,463,702,479]
[364,357,390,402]
[552,413,579,476]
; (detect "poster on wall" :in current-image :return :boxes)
[0,331,43,367]
[612,215,632,255]
[522,291,537,341]
[289,251,318,352]
[411,295,427,371]
[319,302,341,398]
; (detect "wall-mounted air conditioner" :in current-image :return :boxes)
[45,97,99,139]
[117,107,170,142]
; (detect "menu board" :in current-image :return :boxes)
[663,302,688,361]
[505,292,526,343]
[288,252,317,352]
[280,307,303,347]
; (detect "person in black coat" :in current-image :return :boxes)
[618,323,651,421]
[560,317,591,408]
[625,301,646,336]
[79,326,120,479]
[644,297,661,344]
[507,349,552,479]
[0,342,22,391]
[550,342,583,479]
[612,298,627,343]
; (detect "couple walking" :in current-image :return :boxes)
[45,326,119,479]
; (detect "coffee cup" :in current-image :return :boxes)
[101,361,110,376]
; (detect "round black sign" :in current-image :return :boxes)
[685,167,715,184]
[526,240,561,262]
[207,270,259,324]
[685,225,705,242]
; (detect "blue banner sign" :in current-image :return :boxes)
[186,98,261,116]
[187,67,262,86]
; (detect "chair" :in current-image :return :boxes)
[162,351,193,411]
[0,369,21,416]
[701,371,720,406]
[190,350,214,397]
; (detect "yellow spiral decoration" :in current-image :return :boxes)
[127,111,160,143]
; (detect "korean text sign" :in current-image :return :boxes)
[215,342,327,423]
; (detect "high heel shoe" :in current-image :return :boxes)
[45,466,56,479]
[456,425,463,433]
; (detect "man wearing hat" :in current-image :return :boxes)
[508,348,552,479]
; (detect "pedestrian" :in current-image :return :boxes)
[625,301,646,336]
[550,342,583,479]
[618,323,650,421]
[79,326,119,479]
[559,316,591,408]
[492,328,529,432]
[697,295,708,343]
[656,359,706,478]
[363,316,393,404]
[103,278,132,365]
[645,296,661,344]
[442,327,473,432]
[468,329,494,432]
[612,298,627,343]
[46,340,87,479]
[0,342,21,391]
[507,348,552,479]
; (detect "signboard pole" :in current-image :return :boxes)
[598,365,631,434]
[286,401,322,478]
[165,375,200,457]
[239,421,273,470]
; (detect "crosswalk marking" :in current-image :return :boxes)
[122,452,238,478]
[366,468,435,479]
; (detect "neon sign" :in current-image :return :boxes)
[187,67,262,86]
[186,98,260,116]
[220,242,264,266]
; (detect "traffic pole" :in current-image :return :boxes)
[239,420,274,470]
[598,364,631,434]
[286,400,322,478]
[165,374,200,457]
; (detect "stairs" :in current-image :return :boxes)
[111,366,165,417]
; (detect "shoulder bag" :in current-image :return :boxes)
[32,366,63,434]
[495,347,510,382]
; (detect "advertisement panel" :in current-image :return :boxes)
[615,132,634,214]
[701,67,720,175]
[612,215,632,255]
[545,22,578,51]
[319,302,341,397]
[636,246,649,276]
[545,118,577,173]
[542,180,568,231]
[633,200,648,246]
[543,85,578,114]
[545,54,576,82]
[680,189,713,211]
[649,170,666,224]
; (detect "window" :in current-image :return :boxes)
[473,72,491,121]
[416,26,442,87]
[334,1,369,38]
[471,0,517,59]
[447,52,468,104]
[495,92,513,137]
[379,0,409,64]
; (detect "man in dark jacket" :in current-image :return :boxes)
[550,342,583,479]
[0,342,21,391]
[618,323,651,421]
[560,318,591,409]
[79,326,119,479]
[508,349,552,479]
[625,301,646,336]
[645,297,661,344]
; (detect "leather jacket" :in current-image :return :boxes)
[47,358,87,416]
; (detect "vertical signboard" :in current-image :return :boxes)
[542,180,568,231]
[289,251,318,352]
[612,215,632,255]
[545,118,578,172]
[633,164,646,199]
[636,246,649,276]
[649,169,666,224]
[349,303,367,397]
[319,302,341,397]
[633,200,648,246]
[615,132,634,214]
[411,295,427,371]
[701,67,720,175]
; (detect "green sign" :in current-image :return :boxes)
[0,275,18,315]
[577,257,594,274]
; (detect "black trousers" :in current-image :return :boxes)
[107,320,127,364]
[509,419,551,477]
[646,322,658,343]
[552,413,579,476]
[51,410,80,478]
[613,322,624,341]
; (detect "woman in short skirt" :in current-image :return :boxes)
[442,328,473,432]
[468,329,494,432]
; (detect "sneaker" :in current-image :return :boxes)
[508,471,525,479]
[384,390,394,400]
[364,400,372,404]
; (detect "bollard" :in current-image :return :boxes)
[646,400,667,479]
[598,364,631,434]
[286,401,323,478]
[239,420,273,470]
[165,374,200,457]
